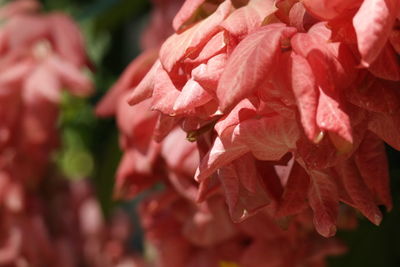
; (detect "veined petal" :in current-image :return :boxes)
[353,0,399,66]
[173,79,213,114]
[160,0,232,72]
[355,131,392,210]
[308,169,339,237]
[172,0,207,31]
[368,110,400,150]
[150,67,181,115]
[336,158,382,225]
[235,115,299,161]
[368,42,400,81]
[221,0,277,39]
[276,161,310,217]
[128,60,161,106]
[195,126,249,182]
[303,0,362,20]
[96,49,158,116]
[217,24,297,110]
[214,98,257,136]
[291,53,319,142]
[316,85,353,145]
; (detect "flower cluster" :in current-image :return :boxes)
[96,0,400,266]
[122,0,399,237]
[0,0,92,183]
[0,1,139,266]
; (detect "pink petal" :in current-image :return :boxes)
[23,64,61,103]
[303,0,362,20]
[185,31,227,65]
[217,24,297,110]
[316,85,353,146]
[390,29,400,54]
[276,161,310,217]
[114,146,160,199]
[346,75,400,114]
[191,53,227,94]
[47,13,87,67]
[47,56,93,97]
[353,0,399,66]
[219,159,271,223]
[308,169,339,237]
[96,49,158,116]
[234,115,299,161]
[336,158,382,225]
[150,67,181,115]
[214,98,258,137]
[5,15,48,49]
[0,0,40,18]
[154,113,179,142]
[0,59,33,88]
[221,0,277,39]
[355,131,392,210]
[128,60,161,106]
[368,42,400,81]
[161,128,199,173]
[172,0,207,31]
[368,110,400,150]
[160,0,232,72]
[116,96,157,150]
[291,53,319,142]
[195,126,249,182]
[173,79,213,114]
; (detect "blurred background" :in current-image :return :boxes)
[38,0,400,266]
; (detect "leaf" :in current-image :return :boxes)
[353,0,399,66]
[217,23,297,110]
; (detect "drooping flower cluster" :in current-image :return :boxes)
[0,0,92,183]
[96,0,400,266]
[118,0,399,238]
[0,1,141,266]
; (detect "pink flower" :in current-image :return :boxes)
[0,0,92,183]
[121,0,398,238]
